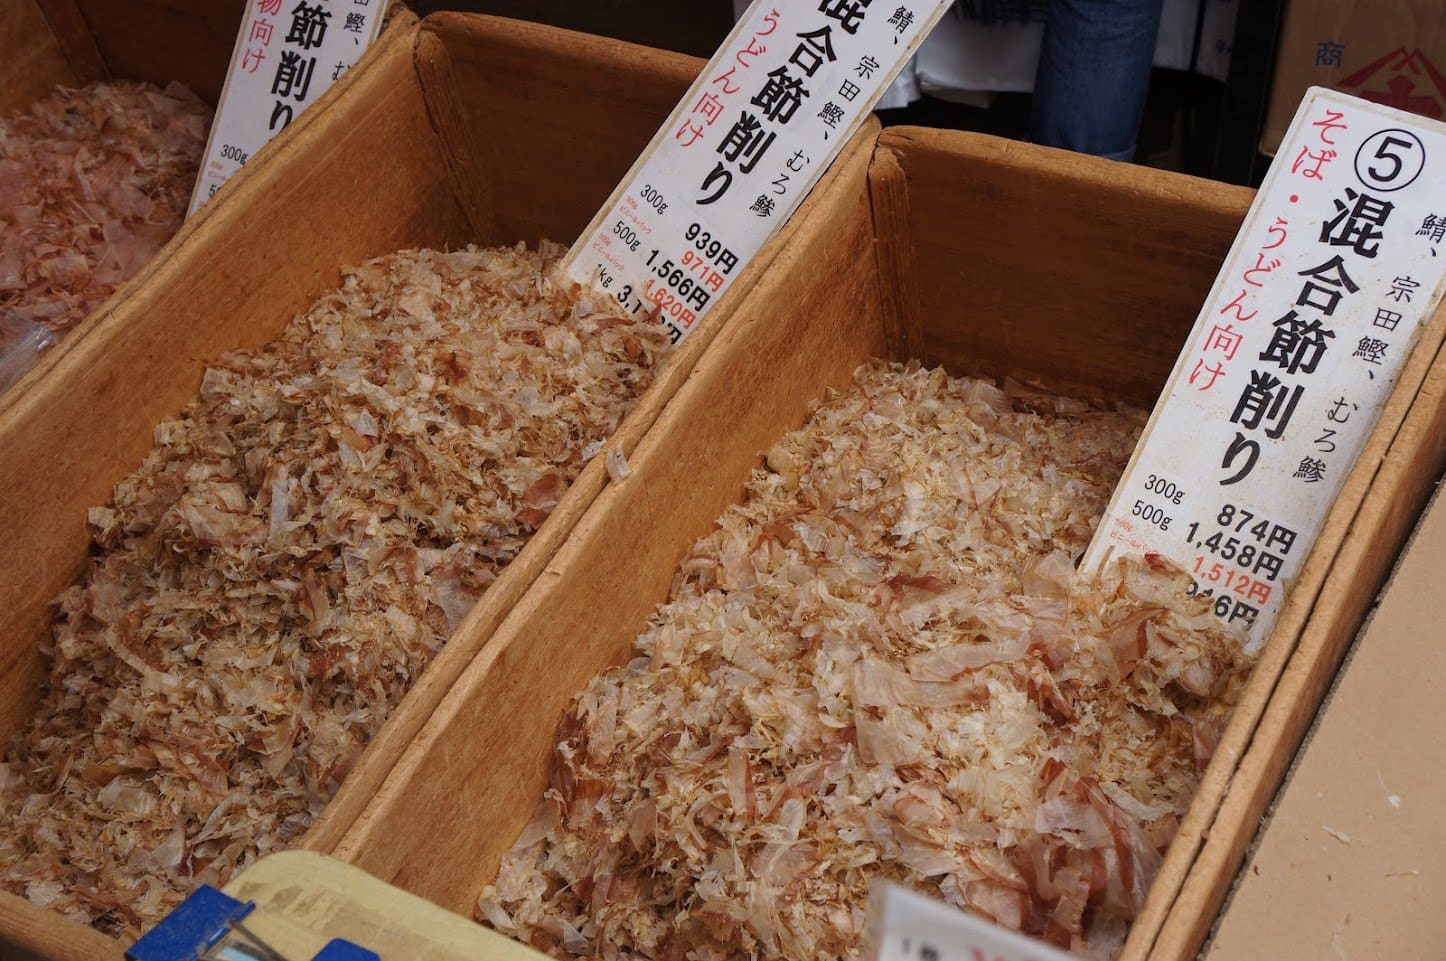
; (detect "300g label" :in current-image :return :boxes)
[1144,473,1185,505]
[220,143,249,164]
[640,184,669,214]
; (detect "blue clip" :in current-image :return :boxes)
[126,886,255,961]
[312,939,380,961]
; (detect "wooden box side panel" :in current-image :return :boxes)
[1150,322,1446,961]
[0,0,80,114]
[0,891,120,961]
[881,128,1253,407]
[71,0,244,104]
[420,12,702,248]
[0,21,467,747]
[332,144,888,911]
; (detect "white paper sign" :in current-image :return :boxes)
[865,882,1078,961]
[1082,88,1446,649]
[188,0,386,217]
[561,0,952,344]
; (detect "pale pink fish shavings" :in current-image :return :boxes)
[480,361,1256,961]
[0,243,670,938]
[0,80,210,387]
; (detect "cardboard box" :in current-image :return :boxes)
[0,14,872,960]
[1262,0,1446,155]
[1203,480,1446,960]
[327,128,1445,959]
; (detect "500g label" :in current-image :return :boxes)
[612,221,642,252]
[1131,500,1172,530]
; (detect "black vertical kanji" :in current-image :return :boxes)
[1321,188,1393,258]
[751,67,808,124]
[1258,311,1336,375]
[286,1,332,49]
[819,0,873,34]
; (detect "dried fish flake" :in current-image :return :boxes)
[0,80,210,381]
[480,362,1255,961]
[0,242,670,937]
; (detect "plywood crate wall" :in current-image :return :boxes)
[332,128,1446,961]
[0,13,874,960]
[0,0,245,119]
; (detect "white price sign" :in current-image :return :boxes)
[1083,88,1446,649]
[865,882,1078,961]
[188,0,386,217]
[561,0,951,343]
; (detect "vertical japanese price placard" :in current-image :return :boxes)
[188,0,386,217]
[864,882,1076,961]
[1082,88,1446,650]
[561,0,951,343]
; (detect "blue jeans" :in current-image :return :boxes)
[1029,0,1166,161]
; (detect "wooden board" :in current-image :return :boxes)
[0,14,874,960]
[428,0,735,59]
[880,128,1254,408]
[421,12,704,248]
[30,0,108,89]
[0,0,83,115]
[1203,484,1446,960]
[69,0,245,105]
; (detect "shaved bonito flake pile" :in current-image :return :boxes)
[0,243,670,937]
[481,362,1257,961]
[0,81,210,365]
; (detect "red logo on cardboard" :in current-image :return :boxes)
[1339,48,1446,119]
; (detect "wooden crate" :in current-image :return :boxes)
[0,0,406,409]
[0,13,874,960]
[334,127,1446,961]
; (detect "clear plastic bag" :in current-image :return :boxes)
[0,310,59,393]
